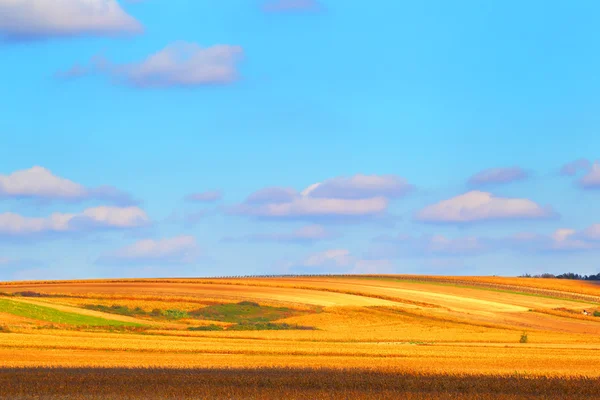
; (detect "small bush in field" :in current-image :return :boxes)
[0,326,10,333]
[188,324,224,331]
[520,332,528,343]
[162,309,189,319]
[594,310,600,317]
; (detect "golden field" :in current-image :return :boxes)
[1,275,600,398]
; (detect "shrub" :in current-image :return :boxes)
[14,291,45,297]
[0,326,10,333]
[188,324,224,331]
[237,301,260,307]
[520,332,528,343]
[593,311,600,317]
[162,309,189,320]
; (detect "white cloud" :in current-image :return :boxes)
[0,166,85,199]
[61,42,243,88]
[580,161,600,189]
[0,0,142,40]
[468,167,528,186]
[98,235,199,265]
[232,174,411,220]
[235,196,388,218]
[303,174,413,199]
[0,206,149,237]
[0,166,135,205]
[415,191,554,223]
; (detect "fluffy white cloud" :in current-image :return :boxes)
[0,0,142,40]
[262,0,320,12]
[223,224,337,244]
[0,206,149,236]
[0,166,135,205]
[61,42,243,88]
[0,166,85,199]
[415,191,554,223]
[185,190,222,203]
[580,161,600,189]
[232,174,411,220]
[468,167,528,186]
[98,235,199,265]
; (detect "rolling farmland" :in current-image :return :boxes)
[1,275,600,399]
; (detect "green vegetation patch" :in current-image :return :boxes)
[0,299,142,327]
[84,304,189,320]
[84,301,317,330]
[185,301,316,330]
[188,301,300,324]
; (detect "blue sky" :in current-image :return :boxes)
[0,0,599,280]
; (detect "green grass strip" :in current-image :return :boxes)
[0,299,143,327]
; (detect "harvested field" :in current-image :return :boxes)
[2,367,600,400]
[1,275,600,398]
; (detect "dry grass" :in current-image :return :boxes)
[1,367,599,400]
[2,275,600,397]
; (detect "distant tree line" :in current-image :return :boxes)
[520,272,600,281]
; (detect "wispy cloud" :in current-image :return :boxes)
[303,174,413,199]
[97,235,200,265]
[580,161,600,189]
[222,224,338,244]
[0,206,149,238]
[185,191,222,203]
[0,0,142,41]
[286,248,393,274]
[468,167,528,186]
[59,42,243,88]
[560,158,600,190]
[560,158,592,176]
[415,191,555,223]
[0,166,136,205]
[503,226,600,253]
[374,234,488,257]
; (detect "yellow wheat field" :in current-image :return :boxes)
[1,275,600,377]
